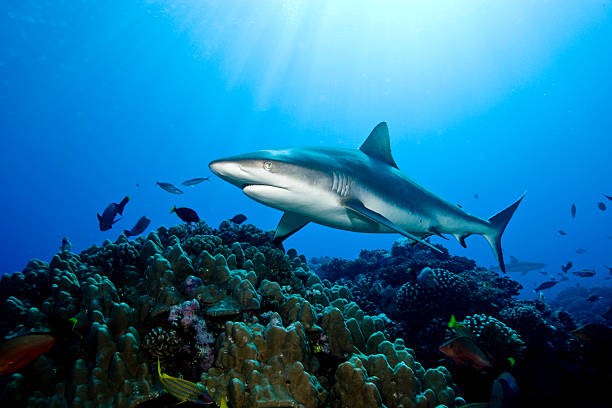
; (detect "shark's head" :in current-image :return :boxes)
[209,149,331,212]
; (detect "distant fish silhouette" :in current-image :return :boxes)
[124,216,151,237]
[97,196,130,231]
[586,294,601,302]
[575,248,587,254]
[171,206,200,223]
[571,203,576,219]
[561,261,573,273]
[535,280,559,291]
[572,269,596,278]
[558,230,567,236]
[597,202,607,211]
[181,177,210,186]
[156,181,183,194]
[491,256,546,275]
[602,193,612,201]
[229,214,247,225]
[473,193,479,199]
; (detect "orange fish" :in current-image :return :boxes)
[439,336,492,370]
[0,334,55,375]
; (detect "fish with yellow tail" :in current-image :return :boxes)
[157,359,214,405]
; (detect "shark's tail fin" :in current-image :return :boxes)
[483,193,526,274]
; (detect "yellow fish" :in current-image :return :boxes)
[157,359,214,405]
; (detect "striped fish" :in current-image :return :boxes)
[157,359,214,405]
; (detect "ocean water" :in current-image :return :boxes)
[1,0,610,301]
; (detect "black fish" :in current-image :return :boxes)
[586,294,601,302]
[230,214,247,225]
[602,193,612,201]
[124,216,151,237]
[181,177,210,186]
[97,196,130,231]
[156,181,183,195]
[558,230,567,236]
[535,280,559,291]
[561,261,573,273]
[171,206,200,223]
[572,269,596,278]
[571,203,576,219]
[473,193,479,199]
[575,248,586,254]
[597,202,607,211]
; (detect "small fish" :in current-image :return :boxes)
[439,336,492,370]
[597,202,607,211]
[181,177,210,186]
[559,275,569,281]
[571,203,576,219]
[572,269,596,278]
[157,359,214,405]
[534,280,559,291]
[575,248,587,254]
[97,196,130,231]
[570,323,612,345]
[558,230,567,236]
[171,206,200,223]
[561,261,573,273]
[586,294,601,302]
[473,193,479,199]
[507,357,516,368]
[602,306,612,321]
[0,334,56,375]
[124,216,151,237]
[603,193,612,201]
[156,181,184,195]
[60,237,72,252]
[229,214,247,225]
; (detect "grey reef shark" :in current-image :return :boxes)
[209,122,524,273]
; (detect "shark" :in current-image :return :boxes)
[209,122,524,273]
[490,256,547,275]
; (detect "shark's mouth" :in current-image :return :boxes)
[242,183,289,191]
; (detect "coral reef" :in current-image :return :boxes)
[0,221,465,408]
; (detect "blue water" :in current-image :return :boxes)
[1,1,610,300]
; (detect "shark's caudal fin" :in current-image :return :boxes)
[483,193,526,273]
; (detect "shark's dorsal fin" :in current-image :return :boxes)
[344,198,442,253]
[274,212,310,243]
[359,122,399,169]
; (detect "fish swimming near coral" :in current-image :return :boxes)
[157,359,214,405]
[534,280,559,291]
[0,334,55,375]
[156,181,184,194]
[439,335,493,371]
[229,213,247,225]
[491,256,546,276]
[124,216,151,237]
[209,122,524,272]
[586,294,601,302]
[171,205,200,223]
[60,237,72,252]
[97,196,130,231]
[182,177,210,186]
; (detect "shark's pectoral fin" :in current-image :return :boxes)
[344,199,442,253]
[273,212,310,243]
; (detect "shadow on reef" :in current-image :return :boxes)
[311,239,611,407]
[1,221,463,407]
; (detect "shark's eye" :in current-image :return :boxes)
[263,161,273,171]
